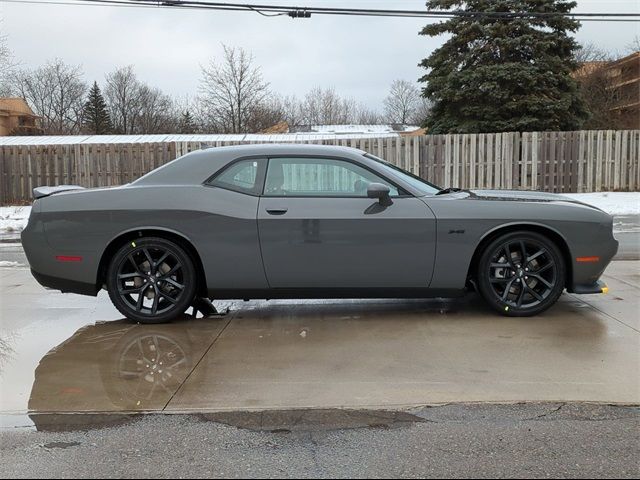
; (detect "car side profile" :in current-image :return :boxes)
[21,144,618,323]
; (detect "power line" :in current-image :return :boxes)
[128,0,640,19]
[3,0,639,21]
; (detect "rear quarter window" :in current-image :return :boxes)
[206,159,266,195]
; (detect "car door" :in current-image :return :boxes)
[257,156,437,289]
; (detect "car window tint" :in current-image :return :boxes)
[208,159,265,195]
[264,157,400,197]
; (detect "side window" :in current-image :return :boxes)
[207,159,266,195]
[264,157,400,197]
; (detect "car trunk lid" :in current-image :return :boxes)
[33,185,85,199]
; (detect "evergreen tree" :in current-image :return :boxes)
[418,0,588,133]
[178,110,197,134]
[82,81,112,134]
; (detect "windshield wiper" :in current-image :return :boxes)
[436,187,463,195]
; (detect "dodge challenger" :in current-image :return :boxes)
[21,144,618,323]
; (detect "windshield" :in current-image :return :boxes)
[364,153,440,195]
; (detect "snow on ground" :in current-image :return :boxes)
[562,192,640,216]
[0,261,24,268]
[0,206,31,235]
[0,192,637,236]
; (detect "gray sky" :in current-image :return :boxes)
[2,0,639,108]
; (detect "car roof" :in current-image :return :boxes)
[132,143,367,186]
[206,143,366,155]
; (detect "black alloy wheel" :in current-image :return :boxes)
[107,237,197,323]
[477,231,565,316]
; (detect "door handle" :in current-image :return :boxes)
[266,208,288,215]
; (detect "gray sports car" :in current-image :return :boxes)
[21,144,617,323]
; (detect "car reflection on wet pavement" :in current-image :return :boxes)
[28,319,227,414]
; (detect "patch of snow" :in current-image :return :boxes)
[0,206,31,235]
[0,261,23,268]
[562,192,640,216]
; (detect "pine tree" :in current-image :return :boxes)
[418,0,588,133]
[178,110,197,134]
[82,81,112,134]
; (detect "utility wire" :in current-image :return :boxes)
[128,0,640,19]
[3,0,639,21]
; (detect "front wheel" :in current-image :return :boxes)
[477,231,565,317]
[106,237,197,323]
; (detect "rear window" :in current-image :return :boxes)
[206,159,266,195]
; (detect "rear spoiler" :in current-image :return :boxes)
[33,185,85,199]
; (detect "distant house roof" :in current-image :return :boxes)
[608,50,640,69]
[260,121,290,134]
[0,98,39,118]
[0,132,401,146]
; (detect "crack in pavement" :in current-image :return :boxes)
[525,403,566,420]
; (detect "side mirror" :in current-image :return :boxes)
[367,183,391,202]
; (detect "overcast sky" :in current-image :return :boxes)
[2,0,639,108]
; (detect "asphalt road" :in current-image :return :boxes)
[614,215,640,260]
[1,404,638,479]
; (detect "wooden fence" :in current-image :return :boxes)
[1,130,639,204]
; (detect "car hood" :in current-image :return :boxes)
[463,189,604,212]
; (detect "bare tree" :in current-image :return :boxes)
[279,94,302,127]
[104,66,178,134]
[297,87,356,125]
[0,23,17,96]
[137,85,176,134]
[383,80,421,125]
[198,45,270,133]
[12,59,87,134]
[573,42,613,65]
[355,105,381,124]
[105,66,143,134]
[408,97,433,126]
[246,95,288,132]
[626,36,640,54]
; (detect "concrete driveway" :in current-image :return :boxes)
[1,261,638,425]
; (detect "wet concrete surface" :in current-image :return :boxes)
[0,260,639,428]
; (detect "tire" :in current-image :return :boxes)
[106,237,197,323]
[476,231,565,317]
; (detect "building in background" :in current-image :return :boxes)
[574,51,640,130]
[605,52,640,129]
[0,98,43,136]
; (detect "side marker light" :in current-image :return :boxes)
[55,255,82,262]
[576,256,600,263]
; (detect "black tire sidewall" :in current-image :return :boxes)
[477,231,566,317]
[106,237,197,324]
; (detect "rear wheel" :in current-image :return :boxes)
[106,237,197,323]
[477,231,565,316]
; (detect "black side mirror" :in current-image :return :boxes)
[367,183,391,203]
